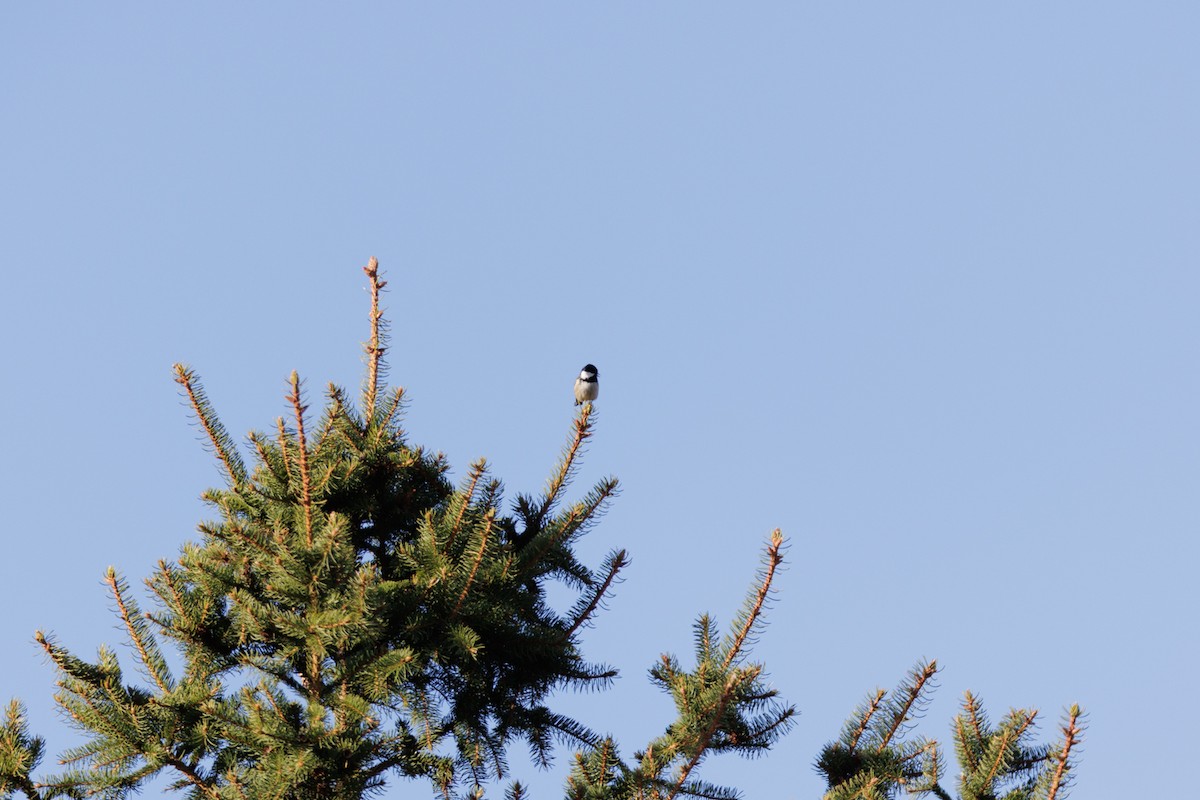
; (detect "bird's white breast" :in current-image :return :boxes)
[575,378,599,403]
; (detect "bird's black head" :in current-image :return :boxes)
[581,364,598,377]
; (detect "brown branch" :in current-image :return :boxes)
[173,364,244,485]
[105,569,169,694]
[877,661,937,751]
[955,691,985,773]
[287,372,315,547]
[151,559,187,621]
[226,770,250,800]
[373,386,407,446]
[452,514,494,619]
[521,479,618,574]
[275,419,296,484]
[540,404,593,518]
[246,432,275,484]
[965,691,985,740]
[15,776,43,800]
[980,711,1035,789]
[313,382,343,450]
[954,715,976,772]
[897,739,937,766]
[982,729,1013,787]
[562,550,629,641]
[722,529,784,671]
[925,740,942,787]
[362,256,387,420]
[1046,706,1083,800]
[665,675,739,800]
[447,460,486,553]
[1012,709,1037,740]
[163,755,220,800]
[849,690,887,751]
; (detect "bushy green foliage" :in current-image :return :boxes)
[816,661,1084,800]
[0,261,794,800]
[0,261,1082,800]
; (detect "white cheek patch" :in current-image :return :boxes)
[580,371,596,380]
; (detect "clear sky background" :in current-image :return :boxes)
[2,4,1197,798]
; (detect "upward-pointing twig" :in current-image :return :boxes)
[451,511,495,620]
[105,568,170,694]
[173,364,247,486]
[667,531,788,800]
[362,256,388,420]
[540,404,593,520]
[877,661,938,751]
[723,529,784,671]
[287,371,314,547]
[1046,706,1084,800]
[849,690,887,751]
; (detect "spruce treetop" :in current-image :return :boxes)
[0,259,1083,800]
[0,259,795,800]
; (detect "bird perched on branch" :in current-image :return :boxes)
[574,364,599,405]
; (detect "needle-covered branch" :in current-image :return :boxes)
[565,532,795,800]
[174,363,248,487]
[818,665,1085,800]
[0,701,47,800]
[361,255,388,421]
[1042,705,1084,800]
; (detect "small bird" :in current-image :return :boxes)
[574,364,599,405]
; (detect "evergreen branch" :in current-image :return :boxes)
[1045,705,1083,800]
[519,478,619,579]
[825,772,887,800]
[694,615,717,665]
[562,549,629,641]
[287,371,315,547]
[312,381,345,450]
[452,512,494,619]
[0,700,47,800]
[162,754,219,800]
[539,404,594,521]
[149,559,187,620]
[226,770,251,800]
[923,784,953,800]
[174,364,247,486]
[362,256,388,420]
[374,386,407,445]
[664,675,738,800]
[980,728,1016,789]
[722,529,784,672]
[847,690,886,751]
[275,418,296,485]
[1011,707,1037,743]
[876,660,937,751]
[672,777,741,800]
[449,460,488,545]
[728,705,797,760]
[247,434,279,491]
[537,710,605,751]
[954,708,977,774]
[34,632,109,693]
[105,568,172,694]
[965,690,986,742]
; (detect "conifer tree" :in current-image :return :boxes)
[816,660,1085,800]
[0,259,795,800]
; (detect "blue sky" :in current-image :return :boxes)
[2,4,1197,798]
